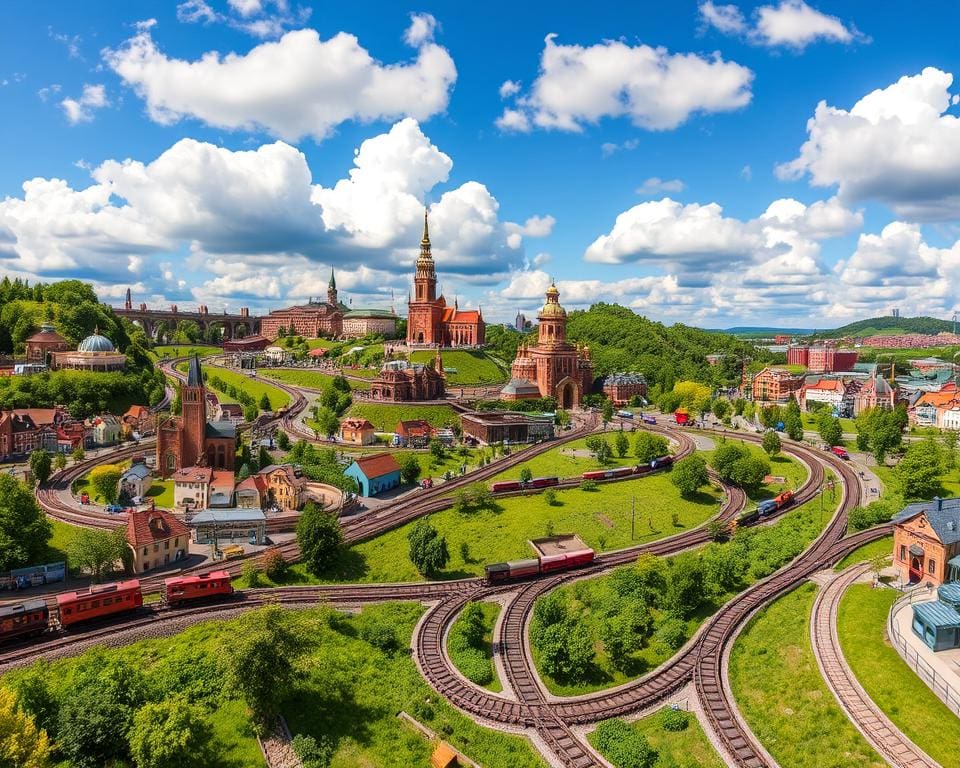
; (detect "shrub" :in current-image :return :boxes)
[359,621,399,655]
[260,549,287,580]
[653,617,687,651]
[543,488,558,506]
[659,706,690,732]
[580,479,599,491]
[592,718,657,768]
[241,562,261,588]
[457,648,493,686]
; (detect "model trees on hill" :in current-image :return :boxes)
[783,399,804,441]
[407,518,449,576]
[89,464,122,504]
[761,430,781,457]
[670,455,709,498]
[296,502,344,576]
[0,686,51,768]
[66,527,129,581]
[398,454,422,485]
[0,475,52,572]
[634,432,669,463]
[128,699,214,768]
[855,405,906,463]
[710,442,770,491]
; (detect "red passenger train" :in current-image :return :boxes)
[484,546,596,584]
[163,571,234,605]
[56,580,144,628]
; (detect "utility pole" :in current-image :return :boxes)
[631,496,636,540]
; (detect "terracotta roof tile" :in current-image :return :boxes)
[352,453,401,479]
[126,509,189,548]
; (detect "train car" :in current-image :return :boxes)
[491,480,523,493]
[758,490,794,517]
[641,414,657,425]
[831,446,849,459]
[539,548,596,574]
[484,562,513,584]
[581,469,608,481]
[737,509,760,526]
[527,476,560,489]
[0,600,49,643]
[506,559,541,579]
[617,410,634,419]
[757,499,778,515]
[56,580,143,628]
[649,455,674,470]
[775,490,794,508]
[163,571,234,605]
[674,410,690,425]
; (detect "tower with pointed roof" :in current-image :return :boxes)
[327,268,338,307]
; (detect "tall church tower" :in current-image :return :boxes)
[414,209,437,303]
[327,268,338,307]
[537,282,567,346]
[180,355,207,467]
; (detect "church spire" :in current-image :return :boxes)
[421,207,430,246]
[328,268,336,290]
[327,267,338,306]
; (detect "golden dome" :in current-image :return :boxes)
[539,301,567,318]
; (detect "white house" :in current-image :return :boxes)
[798,379,848,413]
[172,466,212,510]
[120,463,152,501]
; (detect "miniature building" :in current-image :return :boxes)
[395,419,435,448]
[126,509,189,573]
[342,309,397,338]
[173,466,214,509]
[156,356,236,478]
[797,378,849,413]
[236,474,268,509]
[223,334,271,353]
[854,375,897,415]
[340,418,376,446]
[51,329,126,372]
[344,453,402,497]
[260,464,307,511]
[911,582,960,651]
[750,367,803,403]
[0,407,67,460]
[189,508,267,546]
[369,355,445,402]
[602,373,647,405]
[209,470,236,507]
[407,211,485,347]
[786,345,859,373]
[460,411,554,445]
[892,496,960,585]
[501,282,594,408]
[121,405,155,437]
[24,323,69,364]
[88,414,121,446]
[120,463,152,501]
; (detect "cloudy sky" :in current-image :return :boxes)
[2,1,960,328]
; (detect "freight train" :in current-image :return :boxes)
[491,456,674,493]
[490,476,560,493]
[484,546,596,584]
[736,490,794,526]
[0,571,234,644]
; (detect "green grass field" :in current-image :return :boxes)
[41,518,84,565]
[838,584,960,768]
[347,402,460,430]
[306,338,337,349]
[489,434,639,481]
[151,344,222,359]
[409,349,508,385]
[448,601,503,693]
[203,365,292,409]
[144,480,175,508]
[589,709,725,768]
[344,367,380,379]
[0,603,545,768]
[534,497,833,696]
[729,582,885,768]
[834,535,893,571]
[260,367,371,391]
[801,413,858,435]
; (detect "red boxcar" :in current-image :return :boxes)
[581,469,607,480]
[506,559,541,579]
[0,599,49,642]
[56,580,143,627]
[491,480,522,493]
[539,549,596,573]
[528,476,559,489]
[163,571,234,605]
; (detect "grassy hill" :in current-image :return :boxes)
[817,316,956,339]
[409,349,508,385]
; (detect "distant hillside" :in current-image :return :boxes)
[816,316,956,339]
[719,326,817,337]
[565,303,774,390]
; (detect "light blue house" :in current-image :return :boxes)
[344,453,402,497]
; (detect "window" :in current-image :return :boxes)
[929,560,936,575]
[899,545,906,561]
[164,540,169,550]
[143,547,148,557]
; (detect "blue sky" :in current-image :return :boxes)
[2,1,960,328]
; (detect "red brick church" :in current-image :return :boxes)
[501,282,594,409]
[156,356,236,478]
[406,210,485,347]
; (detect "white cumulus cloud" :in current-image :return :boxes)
[404,12,437,46]
[105,22,457,141]
[496,34,753,132]
[636,177,685,196]
[60,84,108,124]
[700,0,863,50]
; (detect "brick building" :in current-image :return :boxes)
[460,411,555,445]
[797,378,849,413]
[369,357,445,402]
[24,323,69,364]
[0,407,67,461]
[750,367,803,403]
[501,282,594,409]
[339,418,376,446]
[125,508,189,573]
[853,375,897,415]
[602,373,647,405]
[786,345,859,373]
[892,497,960,585]
[406,211,485,347]
[156,356,236,478]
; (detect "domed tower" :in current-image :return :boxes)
[537,282,567,346]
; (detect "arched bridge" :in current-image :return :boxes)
[116,290,262,339]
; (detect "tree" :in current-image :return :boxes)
[459,602,487,648]
[712,398,730,420]
[292,733,334,768]
[536,621,594,681]
[555,409,571,427]
[710,441,749,483]
[519,466,533,484]
[0,475,52,572]
[592,718,657,768]
[601,398,614,425]
[615,430,630,458]
[943,430,958,471]
[89,464,122,504]
[856,407,904,463]
[543,488,558,506]
[895,439,944,499]
[257,446,273,470]
[243,403,258,423]
[53,452,67,472]
[0,687,52,768]
[407,518,450,576]
[761,430,781,457]
[632,554,668,607]
[66,527,128,581]
[663,552,705,619]
[671,455,709,497]
[783,399,804,441]
[585,435,612,464]
[728,455,770,490]
[128,699,214,768]
[296,502,343,576]
[398,453,422,485]
[276,430,290,451]
[817,413,843,447]
[71,445,85,463]
[225,607,301,727]
[429,439,446,461]
[29,450,52,486]
[634,432,669,463]
[258,392,272,412]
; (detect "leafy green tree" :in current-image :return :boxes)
[66,527,128,581]
[11,661,57,737]
[712,398,731,420]
[663,552,705,619]
[632,554,668,607]
[856,407,904,463]
[592,718,657,768]
[458,602,487,648]
[634,431,669,463]
[536,621,594,681]
[71,445,85,463]
[0,476,52,572]
[89,464,121,504]
[555,409,571,427]
[670,455,709,497]
[429,439,445,461]
[296,502,343,576]
[710,441,749,483]
[128,699,214,768]
[398,453,422,485]
[276,430,290,451]
[543,488,558,506]
[225,607,301,727]
[519,465,533,484]
[29,450,52,486]
[407,519,450,576]
[761,430,781,457]
[895,439,944,499]
[258,392,272,411]
[585,435,612,464]
[943,430,957,470]
[615,430,630,458]
[601,398,614,424]
[243,403,258,422]
[53,452,67,472]
[312,407,340,437]
[0,686,52,768]
[817,412,843,447]
[292,733,334,768]
[783,399,804,441]
[849,499,897,530]
[729,455,770,490]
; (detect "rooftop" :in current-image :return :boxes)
[529,534,591,558]
[350,452,402,478]
[190,508,267,524]
[893,497,960,546]
[126,509,189,547]
[913,599,960,629]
